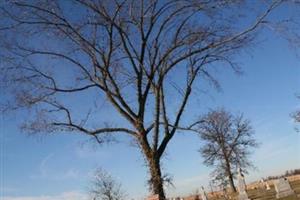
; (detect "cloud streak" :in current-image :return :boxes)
[29,153,81,181]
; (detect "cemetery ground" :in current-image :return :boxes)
[208,176,300,200]
[181,175,300,200]
[245,179,300,200]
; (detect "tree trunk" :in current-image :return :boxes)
[139,136,166,200]
[225,159,236,193]
[227,170,236,193]
[148,157,166,200]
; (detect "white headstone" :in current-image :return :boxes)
[274,178,294,199]
[260,178,264,183]
[265,181,271,190]
[259,178,265,190]
[260,178,271,190]
[200,186,208,200]
[237,168,250,200]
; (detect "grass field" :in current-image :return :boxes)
[209,180,300,200]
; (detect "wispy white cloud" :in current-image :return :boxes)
[39,153,54,177]
[30,154,81,180]
[30,168,81,181]
[2,191,88,200]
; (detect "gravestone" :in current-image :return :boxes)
[259,178,265,190]
[265,181,271,190]
[274,178,294,199]
[237,168,250,200]
[200,186,208,200]
[260,178,270,190]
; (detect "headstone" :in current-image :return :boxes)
[237,168,250,200]
[147,194,159,200]
[260,178,270,190]
[273,178,294,198]
[265,181,271,190]
[260,178,264,183]
[259,178,265,190]
[200,186,208,200]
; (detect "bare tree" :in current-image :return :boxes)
[90,168,126,200]
[0,1,288,199]
[291,96,300,128]
[196,109,257,193]
[292,109,300,123]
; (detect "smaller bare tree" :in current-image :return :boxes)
[196,108,258,193]
[291,96,300,129]
[89,168,126,200]
[292,110,300,123]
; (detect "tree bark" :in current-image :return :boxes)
[225,158,236,193]
[227,170,236,193]
[139,135,166,200]
[148,157,165,200]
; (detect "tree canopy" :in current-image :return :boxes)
[0,0,297,199]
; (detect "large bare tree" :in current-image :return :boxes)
[0,0,289,199]
[196,109,257,193]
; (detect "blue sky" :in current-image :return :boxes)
[1,3,300,200]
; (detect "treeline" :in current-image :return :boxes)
[265,169,300,180]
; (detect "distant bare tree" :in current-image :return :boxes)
[291,96,300,128]
[0,1,291,199]
[292,113,300,126]
[90,168,125,200]
[292,111,300,123]
[196,109,258,193]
